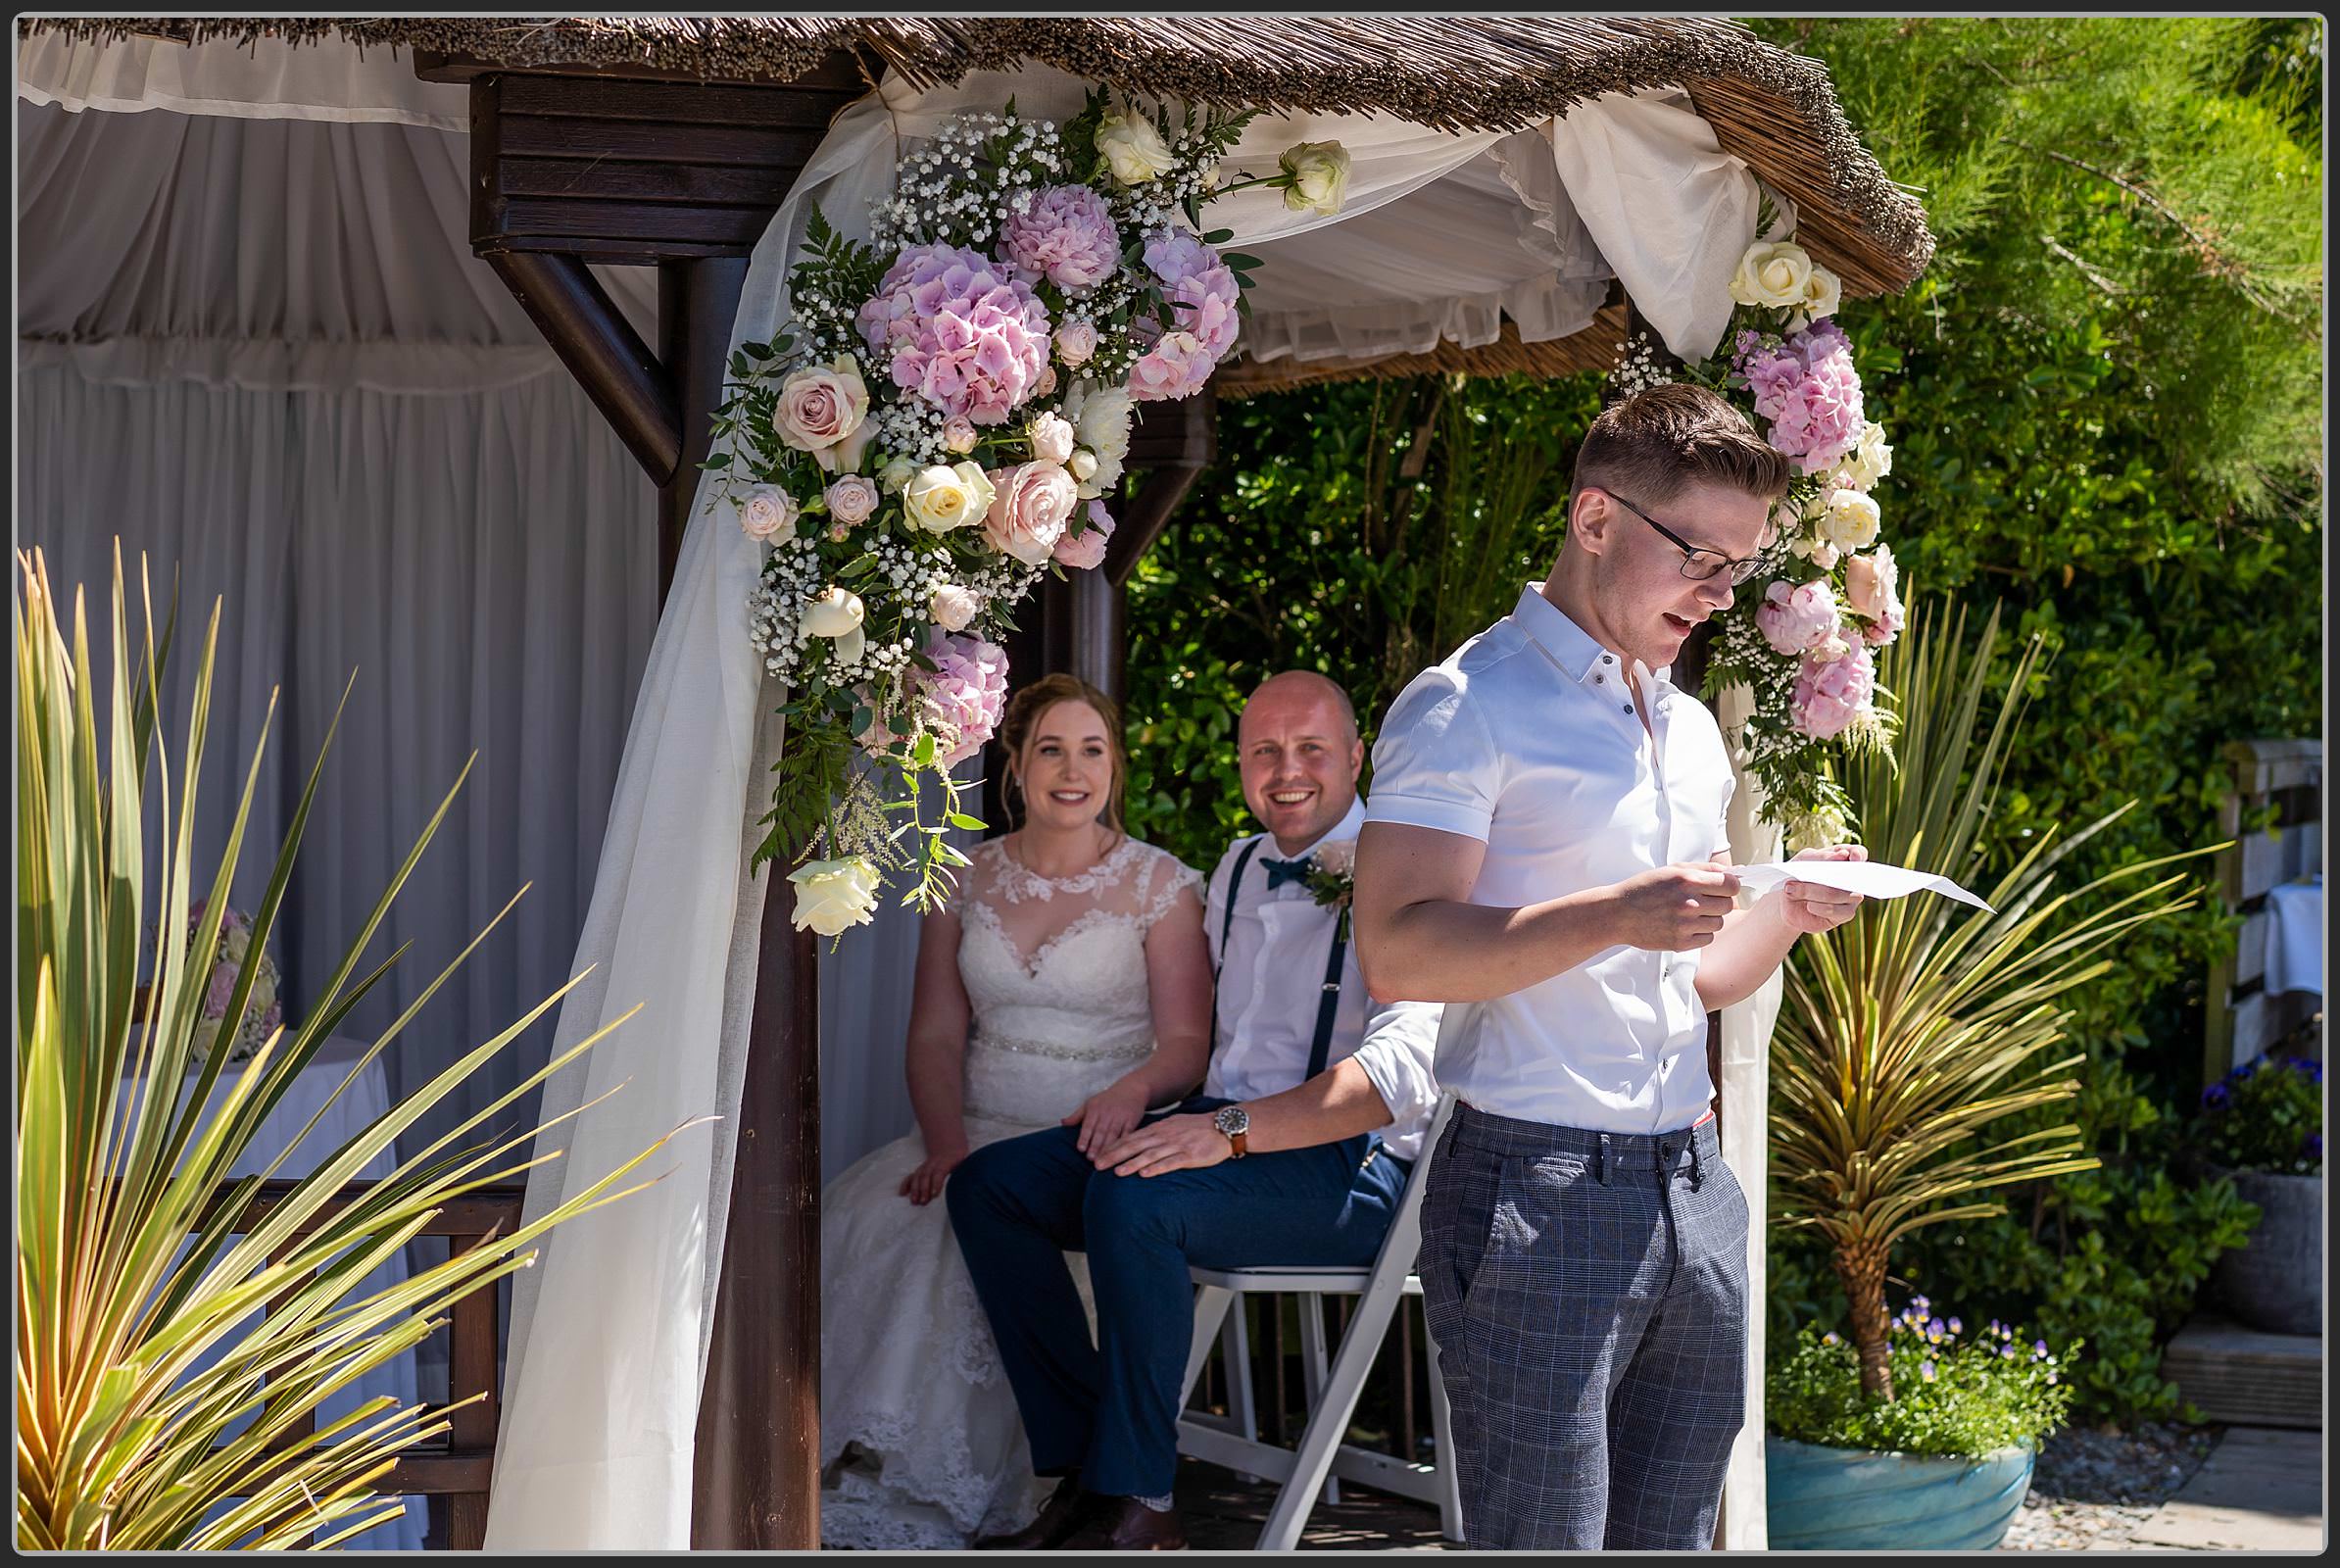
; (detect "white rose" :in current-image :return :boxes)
[929,583,980,631]
[787,856,881,937]
[902,462,998,534]
[1097,111,1176,185]
[1278,141,1352,217]
[1800,263,1844,325]
[1812,487,1882,554]
[803,585,867,664]
[1069,450,1099,482]
[1061,380,1134,499]
[879,457,915,495]
[1029,413,1076,466]
[1829,421,1895,493]
[739,486,800,543]
[1729,240,1817,310]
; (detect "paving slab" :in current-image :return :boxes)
[2126,1427,2324,1552]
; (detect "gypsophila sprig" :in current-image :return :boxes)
[1611,231,1903,840]
[707,92,1343,936]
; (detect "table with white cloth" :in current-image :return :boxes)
[2264,874,2324,1000]
[131,1035,428,1550]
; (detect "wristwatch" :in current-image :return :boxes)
[1212,1103,1251,1159]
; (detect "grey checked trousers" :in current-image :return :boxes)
[1417,1102,1749,1550]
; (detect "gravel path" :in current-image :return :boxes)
[2002,1422,2220,1550]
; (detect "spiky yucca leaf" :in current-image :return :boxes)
[1768,598,2214,1399]
[16,547,681,1549]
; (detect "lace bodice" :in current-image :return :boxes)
[952,835,1202,1126]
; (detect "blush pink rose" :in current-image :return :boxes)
[1052,500,1116,569]
[773,357,873,473]
[982,461,1080,565]
[1126,329,1217,403]
[824,475,880,526]
[1054,319,1097,366]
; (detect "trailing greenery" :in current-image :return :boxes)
[15,549,674,1549]
[1125,16,2318,1426]
[1768,1307,2075,1459]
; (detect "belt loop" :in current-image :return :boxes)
[1597,1133,1612,1186]
[1688,1134,1705,1191]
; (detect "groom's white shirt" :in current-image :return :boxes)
[1366,584,1734,1136]
[1203,796,1443,1161]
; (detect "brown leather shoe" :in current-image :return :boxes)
[972,1475,1095,1550]
[1060,1495,1189,1551]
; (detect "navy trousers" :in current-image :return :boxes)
[946,1095,1409,1499]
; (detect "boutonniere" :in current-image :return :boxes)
[1303,840,1357,942]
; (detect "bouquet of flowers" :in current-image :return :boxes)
[185,900,284,1067]
[709,91,1344,937]
[1613,219,1904,849]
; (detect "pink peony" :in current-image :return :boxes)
[1165,268,1243,360]
[856,243,1052,425]
[1004,184,1122,290]
[1053,500,1116,570]
[983,461,1080,565]
[916,630,1011,766]
[1790,642,1877,740]
[1754,578,1843,656]
[1126,329,1218,402]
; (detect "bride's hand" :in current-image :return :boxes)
[1064,1078,1153,1161]
[900,1139,971,1205]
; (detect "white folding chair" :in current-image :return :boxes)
[1175,1096,1465,1548]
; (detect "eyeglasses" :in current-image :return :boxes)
[1598,491,1773,586]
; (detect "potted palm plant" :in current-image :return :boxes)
[1765,597,2214,1550]
[16,547,679,1549]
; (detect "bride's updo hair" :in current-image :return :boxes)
[996,672,1129,835]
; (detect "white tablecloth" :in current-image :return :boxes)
[136,1035,427,1549]
[2265,874,2324,998]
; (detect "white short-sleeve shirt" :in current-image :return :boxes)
[1365,584,1734,1134]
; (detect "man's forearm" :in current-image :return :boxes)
[1362,888,1623,1004]
[1240,1057,1393,1155]
[1694,894,1799,1011]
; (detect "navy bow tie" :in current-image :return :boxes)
[1260,855,1316,891]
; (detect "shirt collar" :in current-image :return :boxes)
[1510,582,1675,696]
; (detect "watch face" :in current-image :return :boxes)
[1214,1105,1250,1136]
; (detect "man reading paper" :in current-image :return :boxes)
[1353,384,1868,1551]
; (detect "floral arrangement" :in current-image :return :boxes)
[185,900,283,1067]
[2198,1054,2322,1175]
[1613,220,1904,849]
[708,92,1346,937]
[1298,838,1357,942]
[1768,1294,2076,1458]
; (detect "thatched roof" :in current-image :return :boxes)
[26,14,1934,391]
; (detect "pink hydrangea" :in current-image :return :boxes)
[1127,329,1217,402]
[1790,642,1876,740]
[1142,228,1221,290]
[1165,268,1242,359]
[1004,184,1121,290]
[1754,578,1842,656]
[1053,501,1116,569]
[856,243,1052,425]
[915,630,1011,766]
[1736,322,1866,475]
[204,961,237,1018]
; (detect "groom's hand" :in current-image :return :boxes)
[1096,1113,1229,1179]
[1611,860,1742,952]
[1780,844,1867,935]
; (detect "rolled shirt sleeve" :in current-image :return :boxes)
[1364,667,1500,844]
[1347,993,1442,1155]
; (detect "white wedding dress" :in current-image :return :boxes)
[817,834,1204,1549]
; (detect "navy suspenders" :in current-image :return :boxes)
[1214,837,1346,1080]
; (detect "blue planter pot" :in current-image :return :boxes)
[1767,1436,2034,1550]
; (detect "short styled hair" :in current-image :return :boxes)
[1569,382,1793,512]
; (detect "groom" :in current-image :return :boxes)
[1352,382,1868,1549]
[949,669,1442,1550]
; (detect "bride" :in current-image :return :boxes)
[817,672,1212,1548]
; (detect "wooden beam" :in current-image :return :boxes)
[692,881,822,1548]
[1104,387,1218,588]
[658,258,750,601]
[487,250,680,483]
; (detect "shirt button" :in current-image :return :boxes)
[1623,703,1635,714]
[1602,654,1614,664]
[1593,672,1604,684]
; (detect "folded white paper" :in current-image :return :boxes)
[1731,858,1995,912]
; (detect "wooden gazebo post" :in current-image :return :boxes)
[416,48,871,1548]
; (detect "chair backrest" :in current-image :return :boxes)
[1379,1093,1457,1278]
